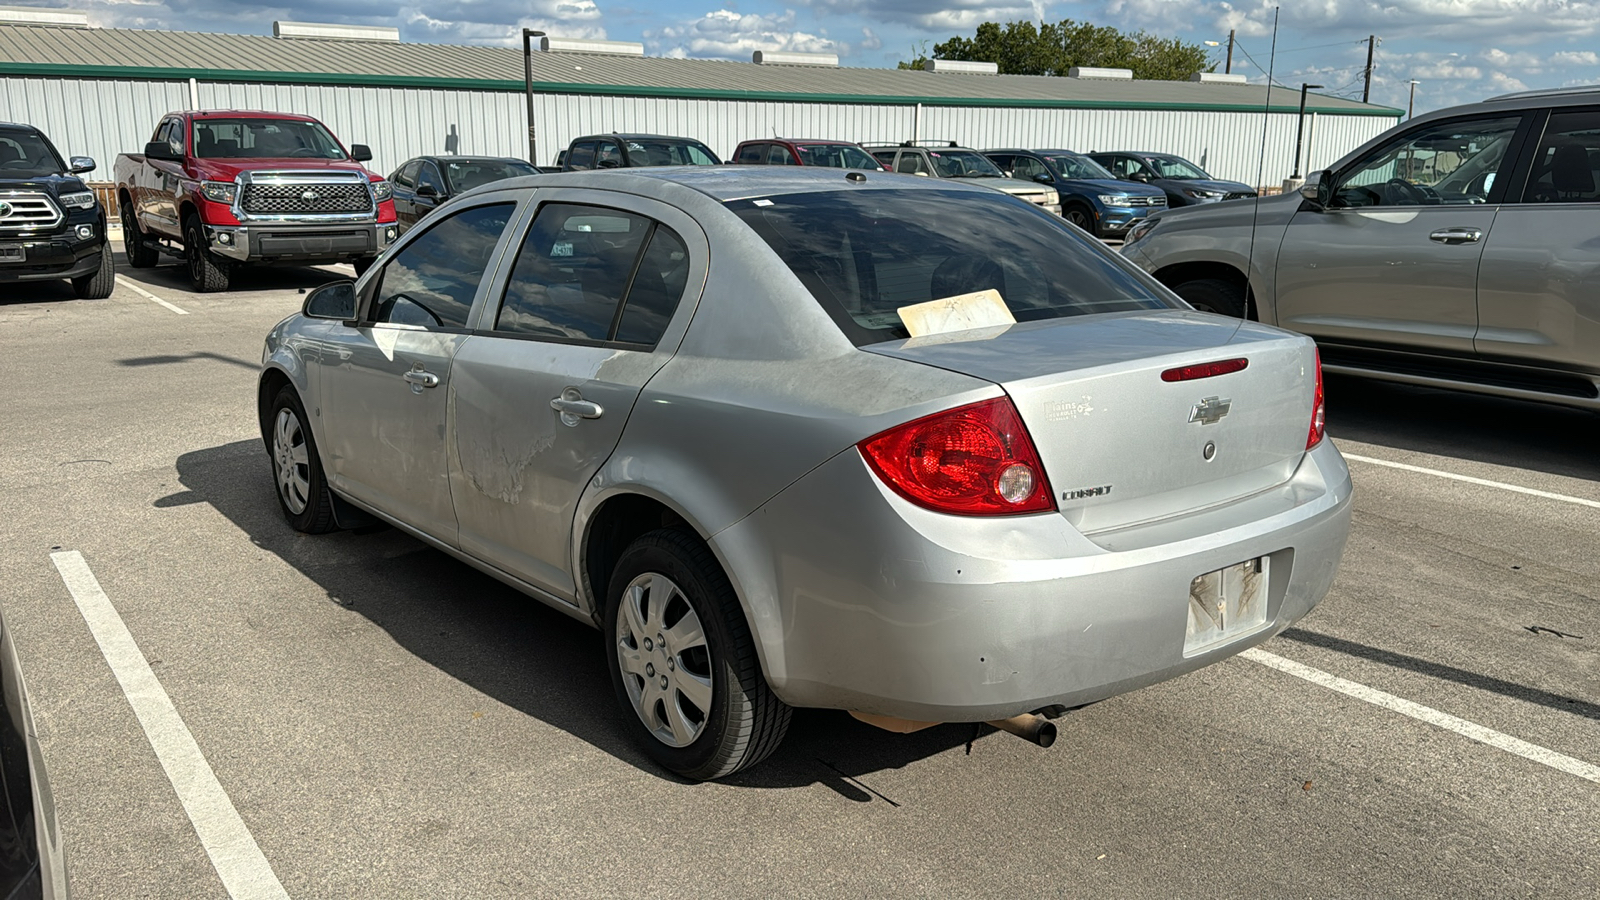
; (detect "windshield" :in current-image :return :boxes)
[1042,154,1116,181]
[0,129,66,176]
[729,189,1173,345]
[445,159,539,192]
[928,150,1005,179]
[794,144,882,169]
[625,140,721,166]
[193,119,347,160]
[1147,155,1209,179]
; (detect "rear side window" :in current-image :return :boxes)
[1522,108,1600,203]
[566,142,597,170]
[736,143,767,164]
[768,145,798,165]
[370,203,515,329]
[495,203,689,346]
[729,189,1173,346]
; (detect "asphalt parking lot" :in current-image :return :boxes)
[2,252,1597,899]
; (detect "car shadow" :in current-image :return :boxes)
[114,259,352,295]
[1325,374,1600,483]
[173,440,987,794]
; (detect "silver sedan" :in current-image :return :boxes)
[259,168,1352,780]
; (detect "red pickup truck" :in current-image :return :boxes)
[114,110,397,292]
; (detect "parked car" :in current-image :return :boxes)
[731,138,885,170]
[259,167,1350,781]
[864,141,1061,215]
[1122,85,1600,410]
[984,148,1167,238]
[1,601,69,898]
[560,134,721,170]
[114,110,397,292]
[389,156,538,234]
[0,120,113,299]
[1087,151,1257,207]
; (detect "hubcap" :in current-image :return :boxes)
[1068,210,1090,227]
[615,572,713,748]
[272,408,312,514]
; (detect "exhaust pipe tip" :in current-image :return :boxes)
[986,713,1057,748]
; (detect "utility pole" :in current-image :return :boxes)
[1408,80,1420,119]
[1362,35,1375,103]
[1225,29,1235,74]
[1293,83,1323,178]
[522,28,546,166]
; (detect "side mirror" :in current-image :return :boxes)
[416,183,438,199]
[303,280,357,321]
[144,141,180,162]
[349,144,374,162]
[596,158,622,169]
[1129,172,1151,183]
[1033,173,1054,185]
[1300,170,1333,209]
[69,156,96,174]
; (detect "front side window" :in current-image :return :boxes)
[1009,156,1048,181]
[1521,108,1600,203]
[0,129,65,176]
[736,143,767,164]
[417,164,443,194]
[1336,115,1522,207]
[896,153,929,175]
[370,203,516,329]
[193,118,346,160]
[1044,154,1117,181]
[768,145,798,165]
[1147,156,1208,179]
[565,142,597,170]
[730,189,1173,346]
[394,160,421,188]
[794,144,881,169]
[496,203,677,343]
[596,141,624,169]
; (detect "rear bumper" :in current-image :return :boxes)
[713,439,1352,722]
[0,235,104,282]
[204,221,397,263]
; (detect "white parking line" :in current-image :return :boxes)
[1343,452,1600,510]
[1242,648,1600,786]
[115,275,189,315]
[50,551,290,900]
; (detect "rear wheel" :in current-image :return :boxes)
[605,528,790,780]
[70,241,115,299]
[120,203,158,268]
[268,386,338,534]
[184,215,230,293]
[1173,277,1247,318]
[1063,203,1098,237]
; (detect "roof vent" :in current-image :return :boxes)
[752,50,839,67]
[273,21,399,42]
[0,6,89,28]
[1068,67,1133,80]
[924,59,999,75]
[1191,72,1248,84]
[540,37,645,56]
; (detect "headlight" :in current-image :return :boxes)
[1124,217,1159,246]
[59,190,97,210]
[1098,194,1132,206]
[201,181,238,204]
[1183,188,1224,199]
[371,179,393,201]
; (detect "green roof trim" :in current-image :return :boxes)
[0,60,1406,117]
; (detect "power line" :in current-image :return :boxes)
[1275,39,1370,55]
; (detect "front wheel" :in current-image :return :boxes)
[605,528,790,781]
[1064,204,1098,237]
[268,386,338,533]
[183,216,230,293]
[70,242,115,299]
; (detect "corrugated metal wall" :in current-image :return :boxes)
[1,75,1393,186]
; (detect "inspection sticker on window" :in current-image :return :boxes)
[896,289,1015,338]
[751,199,774,207]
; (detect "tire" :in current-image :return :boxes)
[1063,203,1099,237]
[604,528,791,781]
[120,202,159,268]
[183,215,231,293]
[352,256,375,277]
[267,386,338,534]
[70,241,115,300]
[1173,277,1247,318]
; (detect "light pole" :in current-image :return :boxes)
[522,28,547,165]
[1292,82,1324,179]
[1408,80,1420,119]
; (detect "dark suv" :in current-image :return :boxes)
[1087,151,1256,207]
[984,148,1167,238]
[731,138,884,170]
[0,121,112,299]
[561,134,721,170]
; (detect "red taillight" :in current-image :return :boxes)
[1307,349,1326,449]
[858,397,1056,516]
[1161,357,1249,382]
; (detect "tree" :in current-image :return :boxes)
[911,18,1211,81]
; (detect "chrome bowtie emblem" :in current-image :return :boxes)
[0,200,11,219]
[1189,396,1232,426]
[301,190,320,201]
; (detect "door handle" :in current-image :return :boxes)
[551,388,603,426]
[403,369,439,389]
[1429,227,1483,244]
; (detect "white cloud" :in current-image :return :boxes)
[1551,49,1600,65]
[1106,0,1600,43]
[794,1,1048,32]
[645,10,841,60]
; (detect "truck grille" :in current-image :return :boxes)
[241,182,373,215]
[0,192,62,232]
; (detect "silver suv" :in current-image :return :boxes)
[865,141,1062,215]
[1123,86,1600,410]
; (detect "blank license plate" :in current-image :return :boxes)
[0,244,23,263]
[1184,556,1269,655]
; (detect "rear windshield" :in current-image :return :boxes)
[625,140,720,167]
[729,189,1174,345]
[445,159,538,192]
[194,119,346,160]
[794,144,882,170]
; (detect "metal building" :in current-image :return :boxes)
[0,13,1401,184]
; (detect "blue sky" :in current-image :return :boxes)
[22,1,1600,113]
